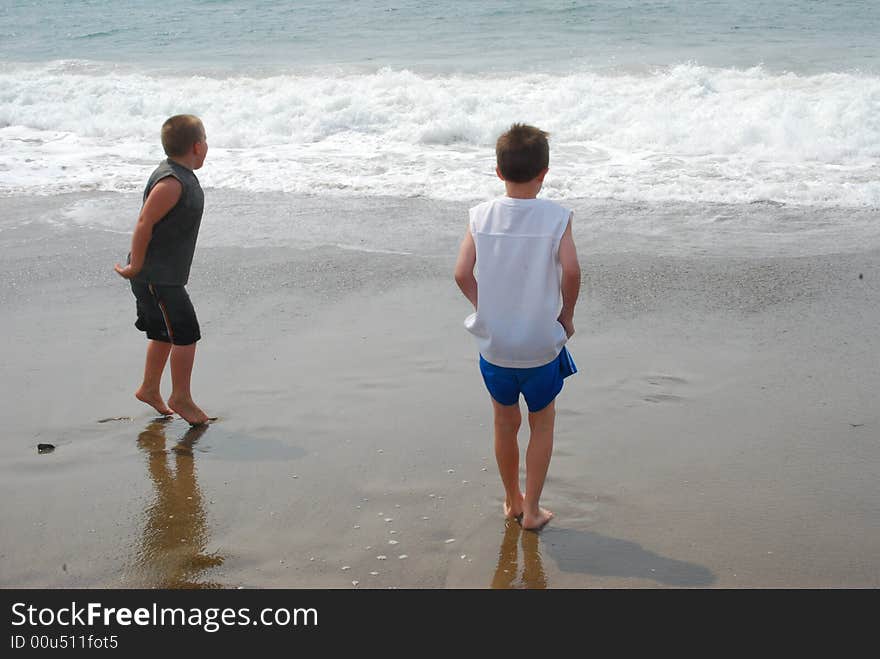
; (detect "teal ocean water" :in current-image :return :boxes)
[3,0,879,74]
[1,1,878,251]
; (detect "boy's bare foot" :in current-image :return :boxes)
[522,507,554,531]
[135,388,173,416]
[504,494,525,521]
[168,396,210,426]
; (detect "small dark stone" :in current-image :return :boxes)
[37,443,55,454]
[859,273,863,279]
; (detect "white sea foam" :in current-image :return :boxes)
[1,62,878,206]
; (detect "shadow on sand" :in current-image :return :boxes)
[491,521,715,588]
[541,526,716,587]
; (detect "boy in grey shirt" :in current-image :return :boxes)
[115,115,210,425]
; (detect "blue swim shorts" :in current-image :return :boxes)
[479,347,577,413]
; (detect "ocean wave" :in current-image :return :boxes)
[71,29,126,40]
[0,62,878,205]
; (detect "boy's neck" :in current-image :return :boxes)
[504,180,542,199]
[168,155,196,171]
[496,167,548,199]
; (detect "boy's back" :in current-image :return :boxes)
[454,122,581,531]
[465,196,572,368]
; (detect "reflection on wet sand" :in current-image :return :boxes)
[132,420,224,588]
[491,521,547,589]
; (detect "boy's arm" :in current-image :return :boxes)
[557,215,581,338]
[114,177,183,279]
[453,228,478,309]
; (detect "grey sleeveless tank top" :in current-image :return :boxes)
[131,159,204,286]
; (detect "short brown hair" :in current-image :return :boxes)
[161,115,205,157]
[495,123,549,183]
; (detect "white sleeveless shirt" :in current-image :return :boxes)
[464,196,572,368]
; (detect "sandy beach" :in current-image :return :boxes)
[1,192,878,589]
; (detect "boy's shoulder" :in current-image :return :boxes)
[146,159,179,185]
[469,196,570,217]
[468,197,499,213]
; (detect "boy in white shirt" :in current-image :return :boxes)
[454,124,581,531]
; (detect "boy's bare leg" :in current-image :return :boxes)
[135,340,174,415]
[491,398,525,520]
[522,401,555,531]
[167,343,209,425]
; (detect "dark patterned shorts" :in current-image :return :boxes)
[131,282,200,345]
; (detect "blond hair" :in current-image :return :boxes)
[161,115,205,157]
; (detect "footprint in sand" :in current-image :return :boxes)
[642,393,684,403]
[645,375,688,387]
[412,358,448,374]
[641,374,689,404]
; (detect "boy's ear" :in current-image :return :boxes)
[536,168,549,182]
[495,166,505,181]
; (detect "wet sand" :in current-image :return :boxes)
[1,193,878,588]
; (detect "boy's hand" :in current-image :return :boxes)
[558,314,575,338]
[114,263,139,279]
[558,214,580,340]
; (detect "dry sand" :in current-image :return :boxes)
[1,193,878,588]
